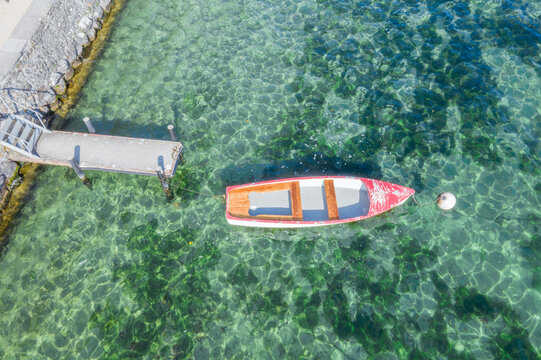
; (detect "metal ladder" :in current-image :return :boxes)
[0,96,51,159]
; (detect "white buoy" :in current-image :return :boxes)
[437,192,456,210]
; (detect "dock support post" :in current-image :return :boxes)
[167,125,177,141]
[68,158,92,189]
[83,117,96,134]
[157,167,173,200]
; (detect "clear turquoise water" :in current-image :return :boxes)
[1,0,540,358]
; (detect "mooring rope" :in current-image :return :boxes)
[412,193,434,207]
[170,183,225,199]
[171,145,182,160]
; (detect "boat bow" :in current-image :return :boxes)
[364,179,415,217]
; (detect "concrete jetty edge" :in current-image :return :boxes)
[0,0,125,249]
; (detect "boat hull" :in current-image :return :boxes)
[226,176,415,228]
[226,217,342,228]
[225,176,414,228]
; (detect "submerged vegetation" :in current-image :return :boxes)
[0,0,539,358]
[91,220,220,358]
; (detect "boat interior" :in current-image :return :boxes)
[228,178,370,221]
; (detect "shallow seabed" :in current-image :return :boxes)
[1,0,540,358]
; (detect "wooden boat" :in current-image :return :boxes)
[225,176,415,228]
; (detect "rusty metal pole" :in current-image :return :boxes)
[167,124,177,141]
[156,167,173,200]
[83,117,96,134]
[68,158,92,189]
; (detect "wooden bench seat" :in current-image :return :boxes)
[290,181,303,220]
[324,179,339,220]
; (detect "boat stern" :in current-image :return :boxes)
[224,185,235,221]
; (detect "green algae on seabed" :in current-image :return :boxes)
[0,163,38,252]
[0,0,540,359]
[90,219,220,358]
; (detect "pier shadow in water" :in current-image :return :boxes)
[62,116,176,141]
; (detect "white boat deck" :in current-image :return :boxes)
[333,178,370,219]
[240,178,370,221]
[299,180,329,221]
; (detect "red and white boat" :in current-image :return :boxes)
[225,176,414,228]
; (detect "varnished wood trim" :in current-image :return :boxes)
[290,181,303,220]
[324,179,339,220]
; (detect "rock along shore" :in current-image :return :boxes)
[0,0,113,215]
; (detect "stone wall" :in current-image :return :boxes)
[0,0,112,112]
[0,0,113,206]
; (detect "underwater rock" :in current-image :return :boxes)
[54,334,69,348]
[193,343,210,360]
[343,341,368,359]
[486,251,507,271]
[299,332,315,346]
[272,344,286,359]
[278,326,294,345]
[38,340,61,359]
[224,337,241,359]
[228,263,258,286]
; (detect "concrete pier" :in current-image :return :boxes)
[8,131,183,177]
